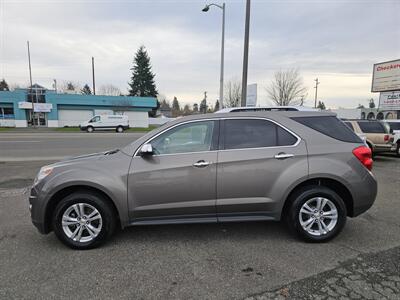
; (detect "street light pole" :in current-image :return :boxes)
[314,78,320,108]
[241,0,251,107]
[202,3,225,108]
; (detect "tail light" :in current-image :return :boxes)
[352,146,373,171]
[384,134,389,142]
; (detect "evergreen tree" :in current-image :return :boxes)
[182,104,191,116]
[0,79,9,91]
[214,100,220,112]
[317,101,326,110]
[66,82,75,92]
[160,98,171,110]
[81,84,92,95]
[171,97,181,117]
[200,99,207,114]
[369,98,375,108]
[128,46,158,97]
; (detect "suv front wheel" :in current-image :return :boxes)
[286,186,347,242]
[52,191,116,249]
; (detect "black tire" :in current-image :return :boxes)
[396,143,400,157]
[86,126,94,133]
[285,186,347,243]
[52,191,116,250]
[116,126,124,133]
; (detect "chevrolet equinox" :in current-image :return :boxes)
[29,111,377,249]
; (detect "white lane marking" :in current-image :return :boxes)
[0,141,41,143]
[0,156,68,162]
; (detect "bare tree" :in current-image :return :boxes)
[98,84,121,96]
[266,69,307,106]
[224,79,241,108]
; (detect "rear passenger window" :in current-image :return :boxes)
[357,122,386,133]
[292,116,362,143]
[223,119,297,150]
[344,122,354,131]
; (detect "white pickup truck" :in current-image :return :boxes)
[79,115,129,133]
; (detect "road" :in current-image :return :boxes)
[0,132,399,299]
[0,131,144,161]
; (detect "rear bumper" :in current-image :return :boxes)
[373,144,394,153]
[351,171,378,217]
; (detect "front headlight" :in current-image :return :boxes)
[34,166,54,184]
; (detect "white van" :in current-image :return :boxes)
[80,115,129,133]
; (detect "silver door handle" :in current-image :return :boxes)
[274,153,294,159]
[193,160,211,168]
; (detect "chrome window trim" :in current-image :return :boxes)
[133,117,301,157]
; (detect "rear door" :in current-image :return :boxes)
[216,117,308,220]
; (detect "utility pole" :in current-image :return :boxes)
[241,0,251,107]
[27,41,35,128]
[92,57,96,95]
[53,79,57,93]
[314,78,320,108]
[220,3,225,109]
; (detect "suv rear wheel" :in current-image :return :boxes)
[286,186,347,242]
[52,191,116,249]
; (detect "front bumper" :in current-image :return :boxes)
[28,186,49,234]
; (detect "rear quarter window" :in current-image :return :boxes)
[292,116,362,143]
[357,122,386,133]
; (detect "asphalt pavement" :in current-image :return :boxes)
[0,131,399,299]
[0,131,144,161]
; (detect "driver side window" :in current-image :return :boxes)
[151,121,216,155]
[90,116,100,123]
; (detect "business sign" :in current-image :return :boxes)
[246,83,257,107]
[379,91,400,110]
[371,59,400,92]
[18,102,53,112]
[18,101,33,109]
[34,103,53,112]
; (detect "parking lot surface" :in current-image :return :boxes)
[0,132,399,299]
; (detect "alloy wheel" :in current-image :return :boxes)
[62,203,102,243]
[299,197,338,236]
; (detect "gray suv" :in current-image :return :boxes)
[29,112,377,249]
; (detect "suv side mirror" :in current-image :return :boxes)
[390,128,394,134]
[140,144,153,156]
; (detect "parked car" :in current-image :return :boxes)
[79,115,129,133]
[343,121,367,145]
[29,111,377,249]
[386,120,400,156]
[344,120,394,155]
[215,106,318,113]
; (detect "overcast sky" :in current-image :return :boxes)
[1,0,399,108]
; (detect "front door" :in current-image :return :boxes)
[216,118,308,221]
[128,120,219,223]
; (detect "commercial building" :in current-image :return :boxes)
[330,108,400,120]
[0,84,157,128]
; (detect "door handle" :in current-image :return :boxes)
[193,160,211,168]
[274,153,294,159]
